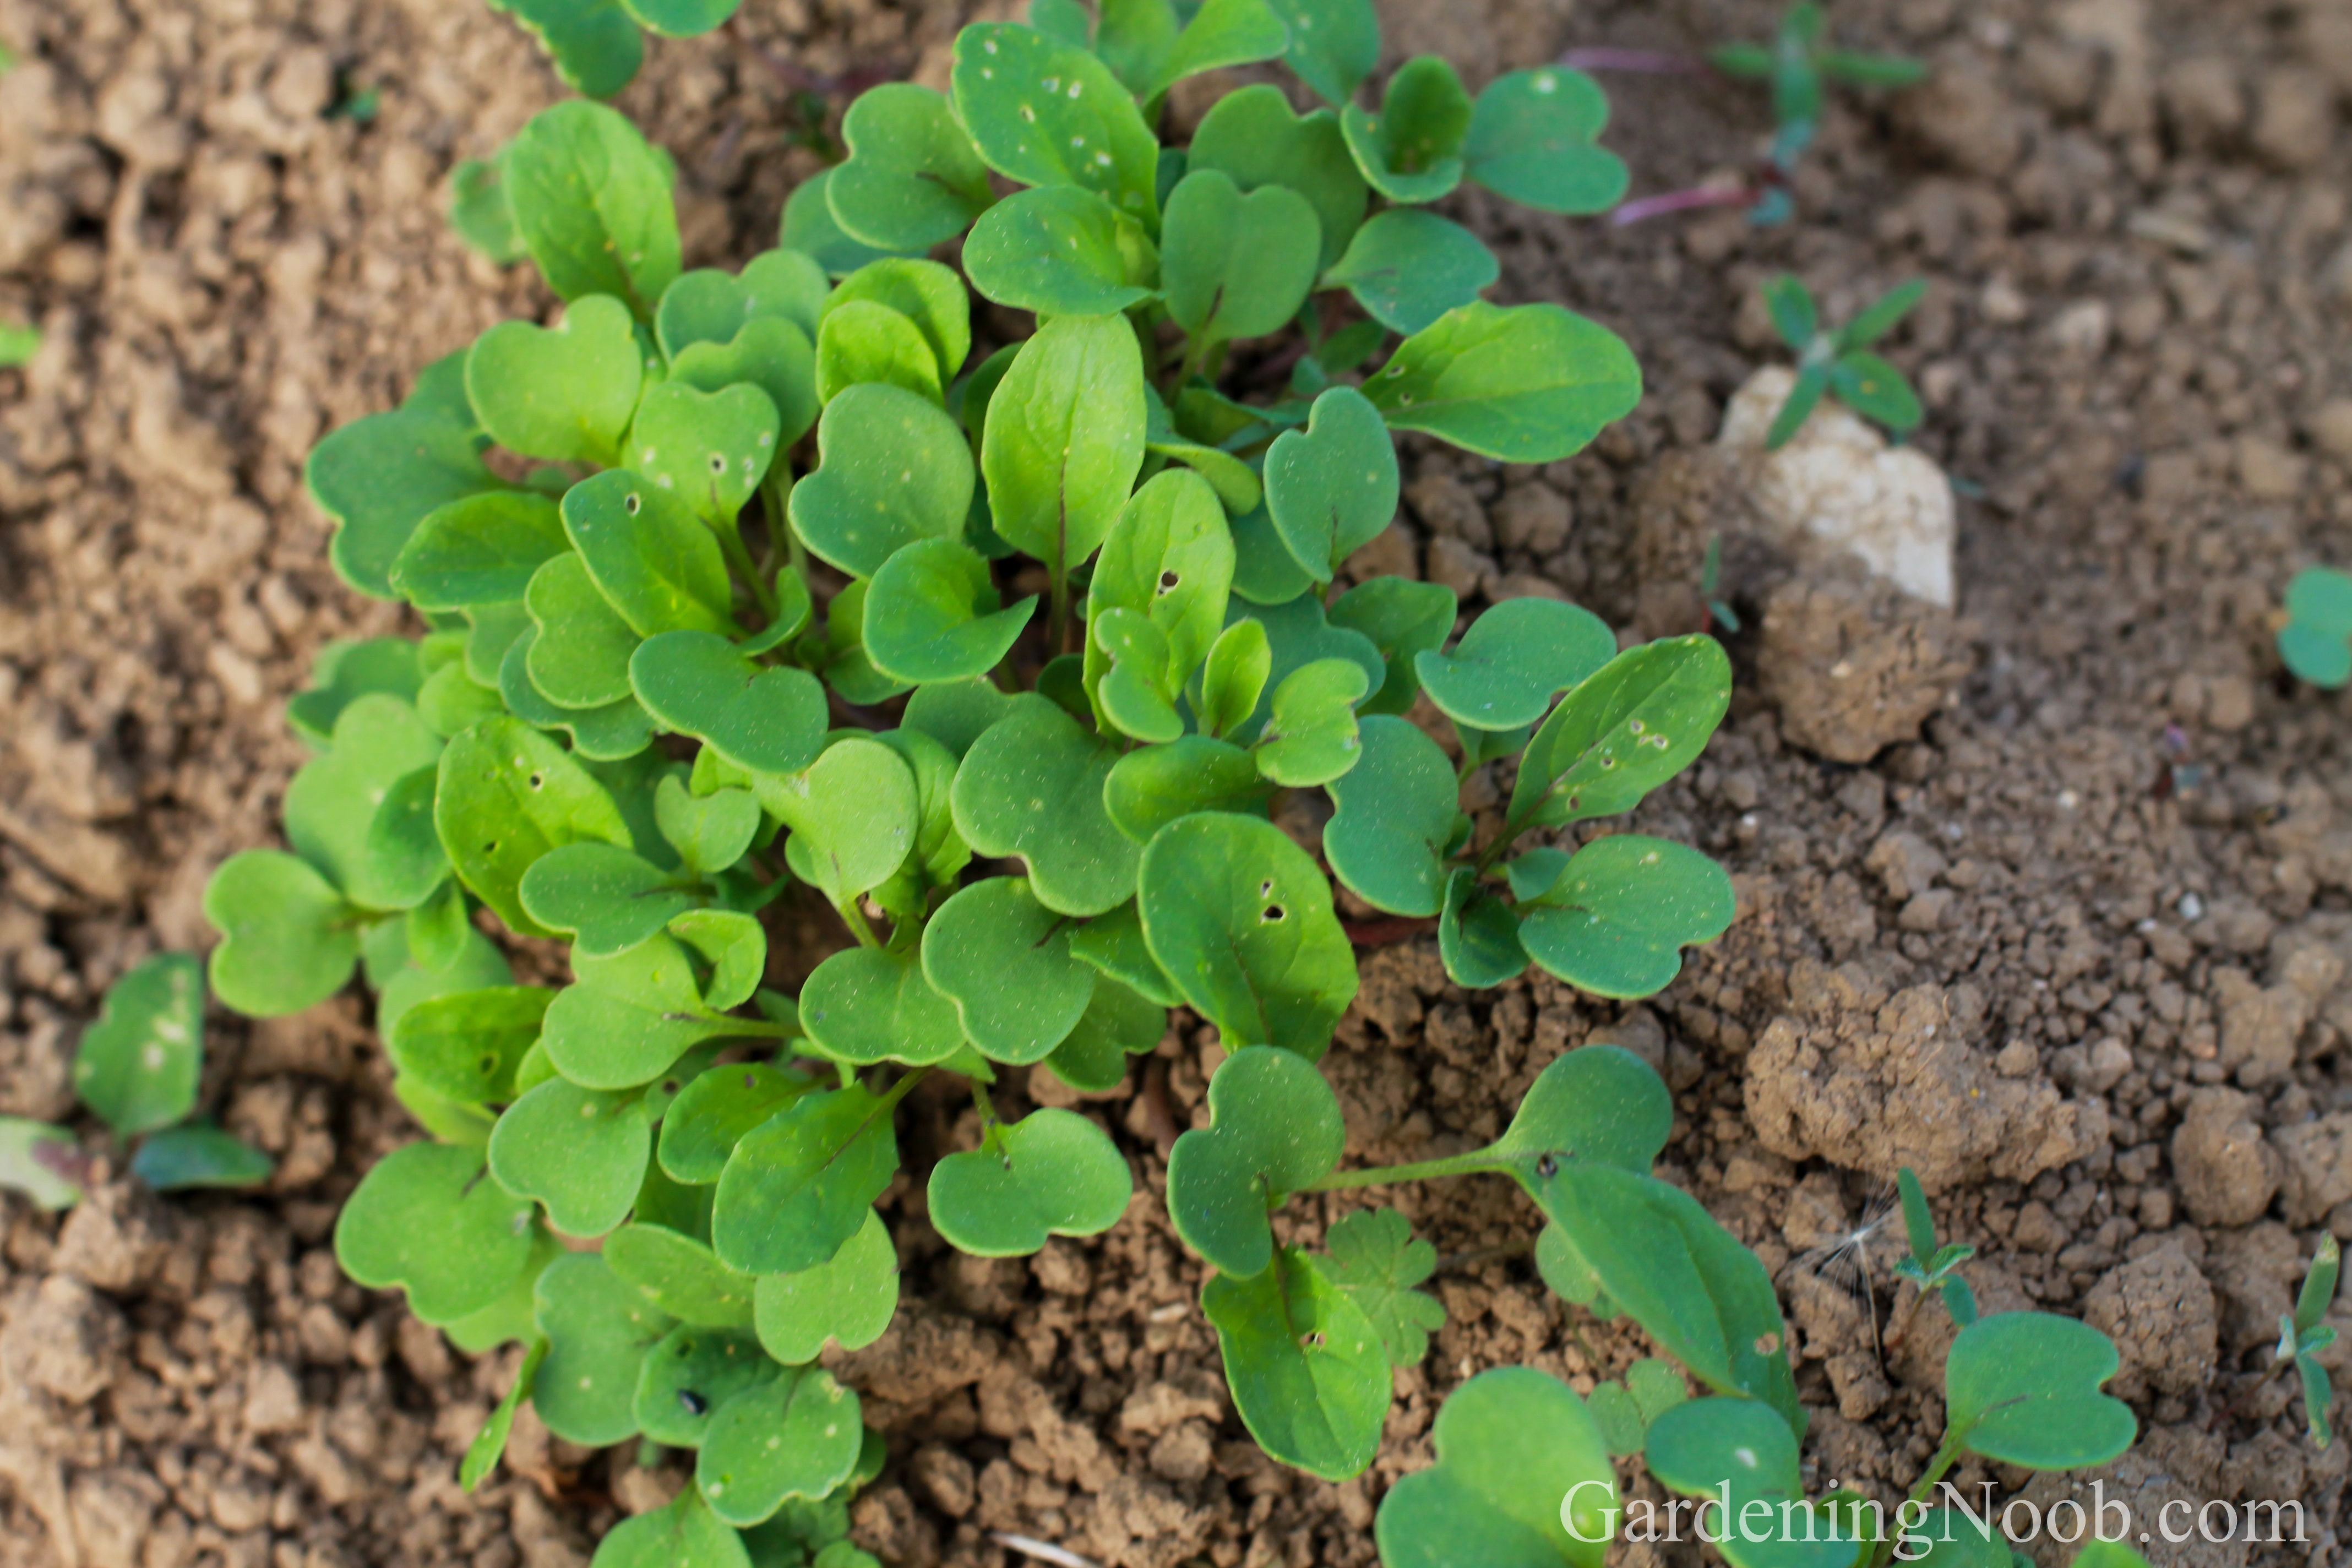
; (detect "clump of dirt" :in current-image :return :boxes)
[7,0,2352,1564]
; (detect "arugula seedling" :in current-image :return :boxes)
[0,954,273,1212]
[2280,567,2352,689]
[1757,273,1926,449]
[2278,1234,2340,1448]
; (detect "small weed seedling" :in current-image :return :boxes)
[2279,1235,2340,1448]
[0,954,272,1210]
[213,3,2126,1561]
[1758,273,1925,449]
[0,321,37,368]
[2279,566,2352,689]
[1890,1163,1976,1337]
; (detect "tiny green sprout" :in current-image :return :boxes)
[2280,566,2352,689]
[1891,1164,1978,1333]
[1700,536,1740,633]
[1759,273,1926,449]
[1709,2,1928,165]
[2278,1234,2340,1448]
[0,321,39,368]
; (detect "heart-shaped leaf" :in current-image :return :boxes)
[284,695,446,908]
[386,987,553,1106]
[130,1123,271,1193]
[518,843,695,958]
[1463,68,1627,216]
[502,630,661,761]
[563,470,738,638]
[1316,1208,1445,1368]
[963,186,1157,317]
[606,1221,758,1327]
[1103,737,1268,845]
[1327,578,1456,716]
[952,24,1159,224]
[502,0,646,100]
[628,633,827,778]
[1067,901,1182,1009]
[1166,1045,1343,1275]
[489,1076,652,1238]
[657,249,829,358]
[1374,1366,1617,1568]
[1324,716,1456,917]
[1139,813,1357,1058]
[1341,56,1472,204]
[922,878,1095,1065]
[203,851,361,1018]
[1091,610,1182,742]
[1516,836,1734,999]
[417,661,504,739]
[1044,974,1167,1091]
[1367,301,1641,464]
[1161,170,1321,345]
[392,491,573,612]
[782,167,913,278]
[523,553,640,708]
[1263,387,1399,585]
[1254,657,1370,787]
[864,538,1037,683]
[594,1483,750,1568]
[625,381,781,528]
[1090,468,1235,700]
[950,696,1139,916]
[2283,567,2352,689]
[503,99,677,309]
[1220,594,1385,745]
[902,679,1018,759]
[656,777,760,877]
[1322,210,1497,336]
[660,1064,818,1184]
[827,83,996,252]
[816,579,914,706]
[288,636,428,748]
[754,1207,899,1363]
[699,1365,865,1526]
[800,946,968,1068]
[634,1323,777,1446]
[74,952,204,1137]
[335,1141,537,1324]
[756,738,918,908]
[1487,1044,1671,1183]
[1415,598,1614,732]
[1261,0,1378,108]
[1945,1312,2136,1470]
[712,1084,900,1275]
[930,1108,1131,1255]
[1509,636,1732,831]
[532,1253,676,1445]
[466,295,644,466]
[1185,83,1365,271]
[788,382,974,578]
[541,935,754,1090]
[434,717,631,937]
[1203,1246,1387,1482]
[980,313,1147,580]
[815,300,942,404]
[1643,1399,1856,1568]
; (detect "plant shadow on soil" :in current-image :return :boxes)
[3,0,2352,1564]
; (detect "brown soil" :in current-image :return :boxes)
[5,0,2352,1564]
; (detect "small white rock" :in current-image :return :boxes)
[1718,366,1958,608]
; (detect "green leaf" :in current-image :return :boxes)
[1166,1045,1343,1275]
[1944,1312,2136,1469]
[1645,1399,1856,1568]
[754,1207,899,1363]
[1765,361,1830,450]
[1091,610,1182,742]
[799,945,967,1067]
[1264,386,1399,584]
[699,1366,866,1526]
[713,1084,901,1276]
[1837,277,1926,351]
[1324,715,1456,917]
[1196,618,1272,741]
[1103,736,1268,845]
[630,633,827,777]
[782,168,912,279]
[658,249,829,357]
[450,154,524,265]
[757,738,918,908]
[870,727,972,897]
[74,953,204,1137]
[1341,56,1472,204]
[660,1064,816,1185]
[1374,1366,1617,1568]
[466,295,644,465]
[1185,85,1364,274]
[1204,1247,1387,1482]
[817,579,914,706]
[1316,1208,1444,1366]
[964,187,1157,317]
[0,1118,81,1210]
[518,843,694,958]
[375,922,516,1036]
[1044,974,1167,1090]
[335,1142,536,1325]
[1488,1044,1671,1182]
[524,554,639,707]
[825,258,972,391]
[620,0,741,39]
[2298,1234,2342,1336]
[789,382,974,578]
[461,1338,547,1493]
[284,695,445,909]
[929,1108,1131,1255]
[1516,836,1734,999]
[392,491,572,612]
[1142,389,1264,514]
[1088,468,1235,710]
[864,538,1037,683]
[504,100,680,314]
[1139,812,1355,1056]
[1462,68,1627,215]
[1830,350,1922,434]
[435,716,632,938]
[671,317,821,453]
[2280,621,2352,689]
[950,696,1139,917]
[1509,635,1732,831]
[1067,901,1182,1009]
[1367,302,1641,464]
[386,987,552,1105]
[633,1324,777,1446]
[564,469,739,637]
[1322,210,1495,337]
[1761,274,1817,351]
[489,1076,652,1237]
[827,83,996,251]
[288,636,429,751]
[1162,170,1321,344]
[130,1124,273,1192]
[1254,657,1369,786]
[533,1252,676,1446]
[815,300,941,404]
[541,943,744,1091]
[591,1482,750,1568]
[902,678,1018,759]
[952,24,1159,225]
[625,381,781,529]
[203,851,360,1018]
[418,661,505,739]
[980,313,1147,580]
[1262,0,1379,108]
[1438,866,1528,989]
[1219,594,1384,745]
[502,0,645,101]
[307,409,504,601]
[1147,0,1289,96]
[1536,1162,1803,1436]
[922,877,1096,1064]
[503,631,661,760]
[657,777,760,877]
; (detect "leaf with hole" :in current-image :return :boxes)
[1373,1366,1617,1568]
[74,953,204,1138]
[625,381,780,529]
[1087,469,1235,715]
[1462,67,1626,215]
[385,987,552,1106]
[929,1108,1131,1256]
[979,313,1147,580]
[1323,716,1456,917]
[922,877,1096,1065]
[1165,1045,1343,1276]
[434,717,632,937]
[1944,1311,2136,1471]
[826,84,996,252]
[699,1365,865,1526]
[203,851,361,1019]
[335,1141,537,1325]
[1366,301,1641,464]
[532,1252,675,1445]
[952,25,1159,225]
[1486,1044,1671,1186]
[1322,210,1496,337]
[950,696,1139,917]
[1161,170,1321,345]
[1204,1246,1387,1482]
[563,470,738,638]
[963,186,1157,317]
[754,1207,900,1363]
[788,383,974,579]
[1509,635,1732,832]
[1515,835,1734,1000]
[633,1324,776,1447]
[712,1084,901,1275]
